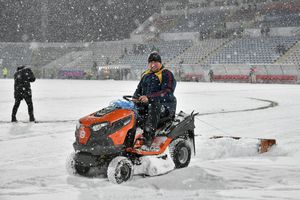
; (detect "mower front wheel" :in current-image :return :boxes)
[75,164,90,176]
[66,152,90,176]
[107,156,133,184]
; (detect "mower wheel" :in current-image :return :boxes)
[75,164,90,176]
[107,156,133,184]
[66,152,90,175]
[170,139,191,168]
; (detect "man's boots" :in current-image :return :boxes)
[140,129,159,151]
[11,115,17,122]
[29,115,35,122]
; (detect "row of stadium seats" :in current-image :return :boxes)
[207,36,298,64]
[0,44,32,68]
[168,39,226,65]
[278,41,300,65]
[116,40,193,68]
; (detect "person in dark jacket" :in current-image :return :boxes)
[11,65,36,122]
[133,51,177,150]
[208,69,214,82]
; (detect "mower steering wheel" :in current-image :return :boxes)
[123,95,135,102]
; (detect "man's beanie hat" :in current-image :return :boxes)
[17,65,25,71]
[148,51,161,63]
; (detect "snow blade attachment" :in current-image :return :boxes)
[259,139,276,153]
[210,136,276,153]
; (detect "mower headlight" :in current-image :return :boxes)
[91,122,109,132]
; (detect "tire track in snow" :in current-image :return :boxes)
[197,97,278,116]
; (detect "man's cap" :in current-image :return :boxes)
[17,65,25,71]
[148,51,161,63]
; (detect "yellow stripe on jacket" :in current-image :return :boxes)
[142,68,166,84]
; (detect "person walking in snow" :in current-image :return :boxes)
[11,65,36,122]
[132,51,177,150]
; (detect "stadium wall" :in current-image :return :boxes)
[170,63,300,84]
[210,64,300,84]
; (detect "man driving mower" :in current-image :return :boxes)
[133,51,177,151]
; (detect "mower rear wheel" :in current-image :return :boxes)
[170,139,191,168]
[107,156,133,184]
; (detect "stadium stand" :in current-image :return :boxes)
[169,10,227,33]
[89,42,134,66]
[277,41,300,65]
[1,0,299,83]
[0,43,32,75]
[31,45,83,68]
[206,36,298,64]
[134,14,180,35]
[167,39,227,65]
[116,40,193,68]
[258,1,300,28]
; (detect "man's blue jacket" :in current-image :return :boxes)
[133,66,177,116]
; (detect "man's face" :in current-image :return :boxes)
[148,61,162,72]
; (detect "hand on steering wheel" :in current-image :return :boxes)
[123,95,147,104]
[138,95,149,103]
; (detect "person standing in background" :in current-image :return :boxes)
[2,67,8,78]
[249,67,257,83]
[11,65,36,122]
[208,69,214,82]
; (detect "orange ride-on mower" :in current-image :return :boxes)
[70,96,198,184]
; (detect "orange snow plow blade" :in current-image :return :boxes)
[259,139,276,153]
[210,136,276,153]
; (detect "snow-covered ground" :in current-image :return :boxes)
[1,79,300,200]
